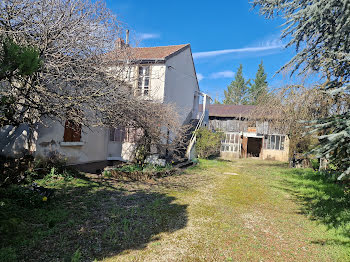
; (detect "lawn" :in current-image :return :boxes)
[1,159,350,261]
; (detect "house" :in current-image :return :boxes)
[200,104,290,162]
[0,39,210,171]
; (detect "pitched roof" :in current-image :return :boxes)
[200,104,256,118]
[131,44,190,61]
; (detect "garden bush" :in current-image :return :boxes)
[1,154,82,187]
[195,128,223,159]
[104,163,176,181]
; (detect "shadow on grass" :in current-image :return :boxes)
[0,179,188,261]
[274,168,350,243]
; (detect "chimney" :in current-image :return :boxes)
[115,38,125,49]
[125,29,129,46]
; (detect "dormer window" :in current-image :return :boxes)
[137,66,150,96]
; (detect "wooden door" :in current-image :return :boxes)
[241,136,248,158]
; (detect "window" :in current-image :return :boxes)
[137,66,150,96]
[276,135,280,150]
[110,127,143,143]
[124,128,137,143]
[63,120,82,142]
[109,127,125,142]
[271,135,276,149]
[266,135,271,149]
[280,136,285,150]
[263,135,286,151]
[221,132,240,153]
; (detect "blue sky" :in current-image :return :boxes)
[106,0,300,101]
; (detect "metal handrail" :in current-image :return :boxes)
[186,109,205,159]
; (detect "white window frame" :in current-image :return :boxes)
[109,127,124,142]
[136,65,151,96]
[221,132,241,153]
[263,135,286,151]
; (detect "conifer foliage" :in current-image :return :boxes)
[249,61,268,105]
[223,64,250,105]
[253,0,350,178]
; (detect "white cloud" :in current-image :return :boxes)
[193,43,283,59]
[138,33,160,40]
[210,70,235,79]
[197,73,204,81]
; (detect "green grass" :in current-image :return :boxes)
[1,159,350,261]
[272,166,350,245]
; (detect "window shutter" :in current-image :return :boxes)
[64,120,81,142]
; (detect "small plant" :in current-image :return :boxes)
[103,171,112,178]
[310,158,320,171]
[143,163,172,172]
[115,164,143,173]
[71,249,82,262]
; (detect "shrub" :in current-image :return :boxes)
[195,128,223,159]
[310,159,320,171]
[0,155,34,186]
[0,154,81,187]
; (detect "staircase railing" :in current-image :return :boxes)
[186,94,207,160]
[185,106,206,160]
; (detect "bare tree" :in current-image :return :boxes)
[249,85,348,157]
[0,0,133,127]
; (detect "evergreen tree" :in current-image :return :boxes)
[213,94,221,104]
[253,0,350,179]
[0,38,42,126]
[249,61,268,105]
[0,38,42,80]
[213,98,221,104]
[223,64,250,105]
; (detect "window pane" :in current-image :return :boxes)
[280,136,285,150]
[145,66,149,75]
[109,128,114,141]
[110,127,125,142]
[267,135,271,149]
[144,77,149,87]
[276,135,280,150]
[138,79,143,88]
[270,135,275,150]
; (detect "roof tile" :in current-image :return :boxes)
[131,44,189,60]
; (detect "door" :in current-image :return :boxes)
[241,136,248,158]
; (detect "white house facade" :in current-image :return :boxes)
[0,43,209,170]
